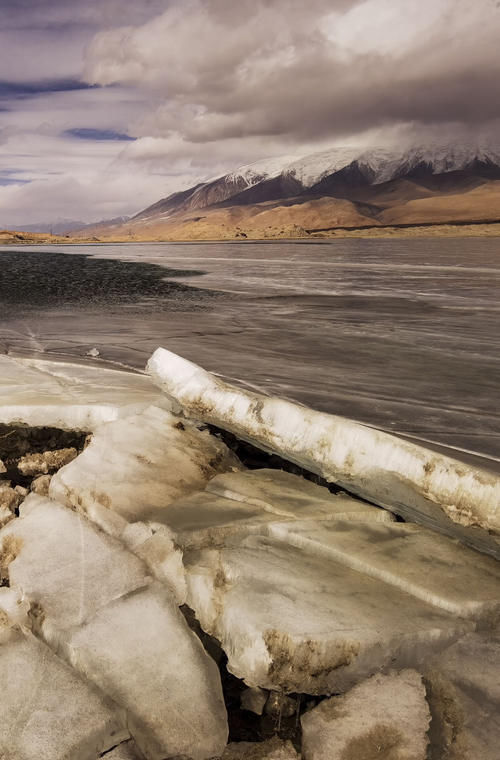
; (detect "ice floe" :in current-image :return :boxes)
[0,630,128,760]
[0,349,499,758]
[148,347,500,558]
[301,670,430,760]
[184,532,472,693]
[0,354,161,431]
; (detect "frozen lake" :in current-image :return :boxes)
[1,238,499,468]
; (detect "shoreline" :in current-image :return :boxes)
[2,220,500,245]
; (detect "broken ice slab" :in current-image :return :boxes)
[0,629,128,760]
[206,469,391,521]
[101,741,145,759]
[49,405,240,598]
[0,494,150,651]
[147,348,500,557]
[185,533,472,694]
[425,632,500,760]
[164,470,393,551]
[301,670,430,760]
[63,583,228,760]
[269,520,500,621]
[0,354,161,432]
[220,737,299,759]
[50,405,240,528]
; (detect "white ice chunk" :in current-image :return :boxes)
[147,348,500,557]
[163,470,392,551]
[0,630,128,760]
[269,520,500,620]
[102,741,144,759]
[301,670,430,760]
[425,632,500,760]
[221,737,299,759]
[63,583,228,760]
[0,355,161,432]
[185,534,471,694]
[122,522,187,603]
[206,469,390,522]
[49,406,239,600]
[0,587,30,627]
[0,494,150,650]
[0,587,30,644]
[50,406,240,526]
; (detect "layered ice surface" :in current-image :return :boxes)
[148,348,500,558]
[184,532,472,694]
[0,629,128,760]
[0,354,161,431]
[0,350,499,757]
[301,670,430,760]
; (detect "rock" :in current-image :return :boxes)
[63,583,228,760]
[0,458,6,473]
[0,629,128,760]
[147,348,500,558]
[0,533,23,584]
[301,670,430,760]
[14,484,28,497]
[18,446,77,476]
[265,692,297,719]
[269,520,500,621]
[0,494,150,651]
[220,737,299,759]
[0,484,20,512]
[30,474,52,495]
[0,353,161,432]
[241,686,269,715]
[0,504,14,528]
[0,485,20,527]
[425,632,500,760]
[185,533,471,694]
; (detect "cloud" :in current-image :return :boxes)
[84,0,500,144]
[1,0,500,226]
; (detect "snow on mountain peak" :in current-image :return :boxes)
[223,154,298,186]
[204,140,500,197]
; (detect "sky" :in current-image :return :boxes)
[0,0,499,227]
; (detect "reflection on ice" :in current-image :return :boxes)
[1,239,500,466]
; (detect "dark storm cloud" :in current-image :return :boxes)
[64,128,136,141]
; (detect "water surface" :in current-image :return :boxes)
[1,239,499,467]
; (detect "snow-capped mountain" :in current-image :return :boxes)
[133,141,500,222]
[283,142,500,188]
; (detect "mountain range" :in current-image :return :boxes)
[76,142,500,240]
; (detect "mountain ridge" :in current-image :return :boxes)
[73,141,500,240]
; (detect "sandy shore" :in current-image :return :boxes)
[3,221,500,245]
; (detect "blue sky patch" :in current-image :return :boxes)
[63,128,136,141]
[0,79,97,99]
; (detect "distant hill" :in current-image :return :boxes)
[72,141,500,240]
